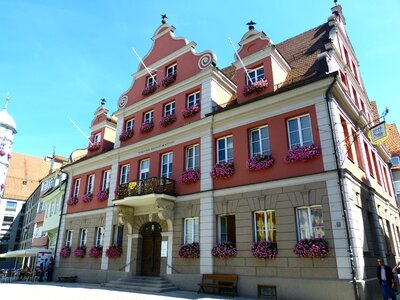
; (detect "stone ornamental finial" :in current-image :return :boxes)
[161,14,168,24]
[334,0,338,5]
[246,20,256,31]
[100,98,106,106]
[4,96,10,109]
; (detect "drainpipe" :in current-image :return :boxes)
[325,74,360,300]
[53,169,69,264]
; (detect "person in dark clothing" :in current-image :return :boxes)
[46,257,54,282]
[38,263,44,282]
[376,258,396,300]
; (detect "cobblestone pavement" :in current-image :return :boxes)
[0,282,257,300]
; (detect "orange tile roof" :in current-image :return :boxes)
[382,123,400,155]
[4,153,53,201]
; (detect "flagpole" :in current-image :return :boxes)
[69,118,92,144]
[228,37,253,84]
[132,47,158,85]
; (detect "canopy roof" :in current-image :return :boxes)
[0,248,52,258]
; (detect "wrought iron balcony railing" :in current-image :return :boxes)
[117,177,176,200]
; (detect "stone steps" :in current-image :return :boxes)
[102,276,177,293]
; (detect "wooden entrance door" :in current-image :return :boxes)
[140,222,162,276]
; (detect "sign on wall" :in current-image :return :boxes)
[369,122,387,143]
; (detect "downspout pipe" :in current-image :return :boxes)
[53,169,69,265]
[325,73,360,300]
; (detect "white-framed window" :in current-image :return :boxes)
[120,164,130,184]
[161,152,173,178]
[166,64,177,76]
[144,111,154,124]
[5,201,17,212]
[391,156,400,167]
[112,225,124,247]
[101,170,111,190]
[95,227,104,246]
[147,75,157,87]
[296,205,325,240]
[247,66,264,84]
[254,210,276,243]
[217,136,233,163]
[93,132,101,144]
[218,215,236,243]
[126,118,134,131]
[184,217,199,244]
[87,175,95,194]
[65,230,73,247]
[73,179,80,198]
[139,159,150,180]
[79,228,88,247]
[164,102,175,117]
[187,92,200,108]
[287,114,313,149]
[250,126,270,157]
[185,144,199,170]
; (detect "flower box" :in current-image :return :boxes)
[88,246,103,258]
[246,154,275,171]
[159,114,177,127]
[293,238,329,258]
[182,104,200,118]
[162,73,176,87]
[250,240,278,259]
[7,153,12,160]
[285,144,321,163]
[243,78,268,96]
[82,193,93,203]
[60,246,71,258]
[142,84,157,96]
[105,245,123,258]
[96,189,109,201]
[210,162,234,179]
[211,241,238,258]
[73,246,86,258]
[88,142,100,152]
[140,121,154,133]
[67,196,78,206]
[178,242,200,258]
[0,149,5,156]
[180,169,200,184]
[119,129,133,141]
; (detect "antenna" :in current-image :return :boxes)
[132,47,158,85]
[228,38,253,84]
[69,118,92,144]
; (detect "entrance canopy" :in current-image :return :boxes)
[0,248,52,258]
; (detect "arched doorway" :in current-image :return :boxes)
[140,222,162,276]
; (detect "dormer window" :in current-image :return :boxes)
[166,64,177,77]
[93,133,101,144]
[247,66,265,84]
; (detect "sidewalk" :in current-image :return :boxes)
[0,281,257,300]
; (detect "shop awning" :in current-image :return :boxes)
[0,248,52,258]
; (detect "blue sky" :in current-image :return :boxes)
[1,0,399,159]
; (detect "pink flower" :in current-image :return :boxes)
[82,193,93,203]
[159,114,177,127]
[243,78,268,96]
[178,242,200,258]
[88,246,103,258]
[293,238,329,258]
[142,84,157,96]
[182,104,200,118]
[162,73,176,87]
[119,129,133,141]
[88,142,100,152]
[246,154,275,171]
[73,246,86,258]
[180,169,200,184]
[0,149,5,156]
[67,196,78,206]
[210,162,234,179]
[250,240,278,259]
[96,189,109,201]
[285,144,320,163]
[60,246,71,258]
[105,245,123,258]
[211,242,237,258]
[140,121,154,133]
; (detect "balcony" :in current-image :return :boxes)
[31,236,48,247]
[114,177,176,208]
